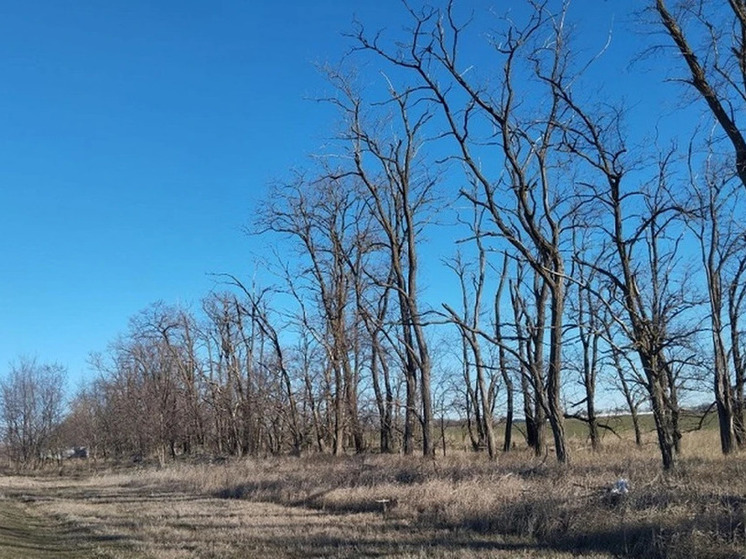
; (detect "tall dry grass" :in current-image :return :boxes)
[105,430,745,559]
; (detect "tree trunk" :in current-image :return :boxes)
[502,371,514,453]
[403,358,417,456]
[475,358,497,460]
[546,274,568,464]
[645,353,678,470]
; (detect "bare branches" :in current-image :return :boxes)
[654,0,746,189]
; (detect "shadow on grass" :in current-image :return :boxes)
[0,500,135,559]
[248,525,550,558]
[215,479,287,501]
[211,467,746,559]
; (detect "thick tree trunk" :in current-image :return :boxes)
[645,353,678,470]
[332,363,345,456]
[343,359,365,453]
[729,263,746,446]
[546,276,568,464]
[420,356,435,457]
[586,386,599,451]
[713,334,735,454]
[475,360,497,460]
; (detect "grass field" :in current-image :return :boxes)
[442,410,719,450]
[0,423,743,558]
[0,472,613,558]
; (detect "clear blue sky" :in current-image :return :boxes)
[0,0,685,388]
[0,0,399,384]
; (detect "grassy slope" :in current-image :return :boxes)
[444,410,719,448]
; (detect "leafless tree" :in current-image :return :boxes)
[510,259,550,456]
[230,280,305,455]
[494,252,516,453]
[609,343,646,447]
[567,236,604,451]
[351,1,589,463]
[443,208,513,460]
[728,252,746,442]
[563,102,699,469]
[0,357,66,467]
[687,149,746,453]
[201,292,265,456]
[62,384,103,461]
[142,304,205,455]
[649,0,746,454]
[444,247,499,459]
[325,73,440,457]
[258,174,367,454]
[653,0,746,190]
[350,262,400,453]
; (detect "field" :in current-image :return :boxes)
[0,424,744,558]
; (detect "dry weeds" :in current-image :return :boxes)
[0,474,606,558]
[1,430,744,558]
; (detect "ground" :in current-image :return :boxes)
[0,472,612,558]
[0,428,740,559]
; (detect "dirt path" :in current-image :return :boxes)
[0,497,125,559]
[0,474,611,558]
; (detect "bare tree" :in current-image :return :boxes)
[687,150,746,453]
[143,304,205,455]
[352,1,587,463]
[566,228,606,451]
[258,174,367,454]
[326,74,440,457]
[0,357,66,467]
[443,208,511,460]
[444,247,499,460]
[609,342,646,447]
[494,252,515,453]
[650,0,746,455]
[202,292,265,456]
[653,0,746,190]
[728,251,746,443]
[231,281,305,455]
[62,384,104,461]
[510,260,550,456]
[123,318,180,466]
[351,263,399,453]
[563,101,698,469]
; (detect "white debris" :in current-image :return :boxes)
[610,478,630,495]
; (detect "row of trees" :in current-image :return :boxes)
[3,1,746,470]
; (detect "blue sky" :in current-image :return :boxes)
[0,0,687,390]
[0,1,399,383]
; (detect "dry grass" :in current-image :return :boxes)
[0,474,605,558]
[122,431,746,558]
[1,430,744,558]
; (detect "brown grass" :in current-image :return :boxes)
[123,431,746,558]
[2,430,745,558]
[0,473,604,558]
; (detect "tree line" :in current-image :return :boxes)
[3,0,746,470]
